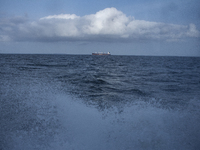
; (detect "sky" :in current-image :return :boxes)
[0,0,200,56]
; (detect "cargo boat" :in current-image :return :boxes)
[92,52,111,55]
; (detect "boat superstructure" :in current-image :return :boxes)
[92,52,111,55]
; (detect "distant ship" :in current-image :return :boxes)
[92,52,111,55]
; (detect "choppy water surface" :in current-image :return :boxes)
[1,54,200,150]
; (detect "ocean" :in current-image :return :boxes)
[1,54,200,150]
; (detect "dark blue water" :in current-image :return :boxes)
[1,54,200,150]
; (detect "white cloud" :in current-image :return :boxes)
[186,23,200,37]
[0,7,199,42]
[40,14,80,20]
[82,7,129,36]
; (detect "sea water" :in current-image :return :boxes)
[0,54,200,150]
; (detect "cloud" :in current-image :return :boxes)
[0,7,199,42]
[82,8,130,36]
[186,24,200,37]
[40,14,80,20]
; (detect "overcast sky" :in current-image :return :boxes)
[0,0,200,56]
